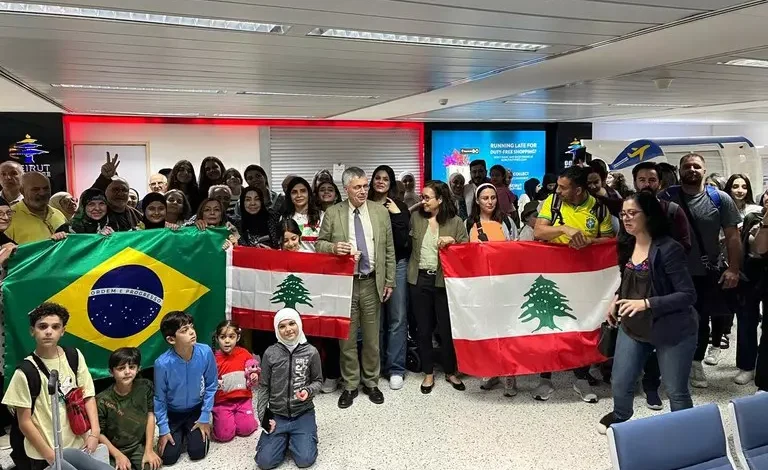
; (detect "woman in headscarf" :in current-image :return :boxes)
[399,171,420,210]
[165,189,192,225]
[199,156,227,202]
[536,173,557,202]
[238,186,281,248]
[127,188,140,209]
[517,178,540,214]
[49,191,78,220]
[281,177,323,252]
[70,188,114,235]
[140,192,178,230]
[104,177,142,231]
[167,160,201,213]
[255,308,321,470]
[449,173,468,221]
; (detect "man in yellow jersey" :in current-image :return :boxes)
[531,166,615,403]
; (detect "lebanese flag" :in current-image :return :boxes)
[226,247,355,339]
[441,241,620,377]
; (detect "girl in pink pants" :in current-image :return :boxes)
[213,321,261,442]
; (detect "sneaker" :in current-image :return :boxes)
[389,375,404,390]
[704,346,721,366]
[734,370,755,385]
[321,378,338,394]
[645,390,663,411]
[0,433,10,450]
[532,378,555,401]
[597,412,625,435]
[480,377,500,390]
[574,379,598,403]
[503,377,518,397]
[690,361,709,388]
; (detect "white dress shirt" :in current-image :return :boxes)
[348,201,375,273]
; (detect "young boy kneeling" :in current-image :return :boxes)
[2,302,112,470]
[154,311,218,466]
[256,308,322,470]
[97,348,162,470]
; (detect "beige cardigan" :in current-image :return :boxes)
[407,211,469,287]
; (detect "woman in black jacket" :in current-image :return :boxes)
[598,192,698,434]
[368,165,411,388]
[237,186,281,249]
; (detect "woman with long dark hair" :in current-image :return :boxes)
[315,180,342,212]
[282,177,323,252]
[198,156,226,200]
[140,192,179,230]
[467,183,517,242]
[167,160,201,212]
[368,165,411,389]
[598,192,697,434]
[725,173,761,219]
[165,189,192,225]
[517,178,540,214]
[237,186,280,248]
[734,187,768,386]
[243,164,276,208]
[409,180,468,394]
[608,172,633,199]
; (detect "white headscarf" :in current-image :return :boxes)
[273,308,307,352]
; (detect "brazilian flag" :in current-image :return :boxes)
[3,228,227,380]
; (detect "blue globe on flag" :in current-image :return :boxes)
[88,265,164,338]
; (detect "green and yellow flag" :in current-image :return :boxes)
[3,228,227,379]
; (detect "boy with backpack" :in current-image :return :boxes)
[97,348,162,470]
[154,310,218,466]
[2,302,112,470]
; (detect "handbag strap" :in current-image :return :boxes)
[676,191,713,268]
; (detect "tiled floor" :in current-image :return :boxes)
[1,342,757,470]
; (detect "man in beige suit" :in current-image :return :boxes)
[316,167,396,409]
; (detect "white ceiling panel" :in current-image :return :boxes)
[0,0,765,120]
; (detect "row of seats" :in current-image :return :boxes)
[607,392,768,470]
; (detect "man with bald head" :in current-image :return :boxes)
[149,173,168,194]
[6,172,67,244]
[0,161,24,205]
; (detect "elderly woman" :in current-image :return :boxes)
[49,192,78,220]
[449,173,468,221]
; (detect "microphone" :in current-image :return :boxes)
[48,370,59,395]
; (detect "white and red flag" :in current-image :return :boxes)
[226,247,355,339]
[440,242,620,377]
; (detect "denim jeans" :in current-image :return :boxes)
[380,258,408,376]
[255,409,318,470]
[611,328,697,421]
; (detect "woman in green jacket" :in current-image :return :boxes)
[408,180,469,394]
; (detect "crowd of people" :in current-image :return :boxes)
[0,151,766,469]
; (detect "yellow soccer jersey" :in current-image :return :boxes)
[538,193,614,244]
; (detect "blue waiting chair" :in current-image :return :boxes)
[607,403,735,470]
[730,392,768,470]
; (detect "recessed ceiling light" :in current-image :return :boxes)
[503,100,602,106]
[53,84,225,94]
[236,91,379,99]
[212,114,317,118]
[721,59,768,68]
[0,2,289,33]
[308,28,547,52]
[611,103,691,108]
[85,110,202,117]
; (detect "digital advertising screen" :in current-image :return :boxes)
[431,130,546,195]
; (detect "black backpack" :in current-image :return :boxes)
[550,193,609,237]
[9,347,79,469]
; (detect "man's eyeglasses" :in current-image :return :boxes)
[0,210,15,219]
[420,195,434,202]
